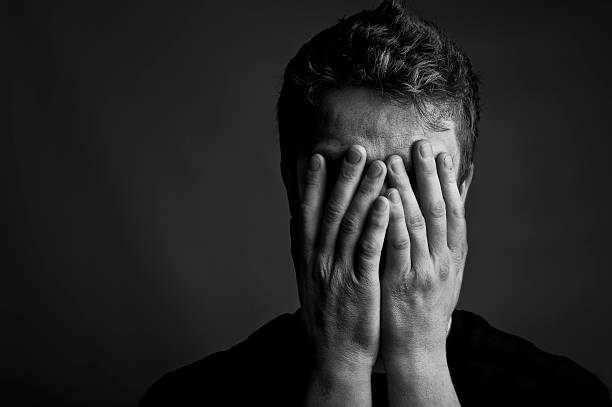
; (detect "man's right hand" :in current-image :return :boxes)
[298,145,389,406]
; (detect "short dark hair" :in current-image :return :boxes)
[277,0,480,186]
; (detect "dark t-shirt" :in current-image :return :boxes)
[140,309,610,406]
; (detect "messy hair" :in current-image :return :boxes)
[277,0,480,185]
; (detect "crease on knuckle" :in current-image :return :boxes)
[301,239,314,257]
[368,208,387,228]
[338,164,357,183]
[370,215,387,229]
[449,238,467,255]
[304,170,319,190]
[450,204,465,220]
[407,214,426,230]
[428,200,446,219]
[451,249,464,264]
[391,236,410,251]
[457,241,468,259]
[421,163,436,177]
[349,189,370,210]
[340,212,361,235]
[445,172,456,184]
[389,207,404,222]
[300,201,314,217]
[312,256,329,282]
[324,201,344,225]
[389,172,408,189]
[360,238,381,259]
[329,266,345,290]
[438,257,451,281]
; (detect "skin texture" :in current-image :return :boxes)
[287,87,474,406]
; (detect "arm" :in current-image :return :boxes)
[381,140,466,406]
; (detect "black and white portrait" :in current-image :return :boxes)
[6,1,612,406]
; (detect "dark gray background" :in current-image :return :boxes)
[5,1,612,405]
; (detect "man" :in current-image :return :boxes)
[140,1,611,405]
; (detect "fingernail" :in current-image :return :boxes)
[374,197,388,211]
[386,189,400,203]
[346,146,362,164]
[420,142,432,158]
[367,161,383,178]
[309,155,321,171]
[443,154,453,169]
[390,156,404,173]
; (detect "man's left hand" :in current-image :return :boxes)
[381,139,466,406]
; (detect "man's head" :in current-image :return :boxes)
[277,0,479,264]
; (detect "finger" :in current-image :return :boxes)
[386,155,429,262]
[318,145,367,257]
[355,196,390,281]
[300,153,327,261]
[383,188,411,283]
[436,153,466,252]
[337,160,387,261]
[413,140,447,254]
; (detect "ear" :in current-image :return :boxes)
[459,163,474,204]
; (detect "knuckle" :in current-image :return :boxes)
[323,201,344,225]
[369,204,389,228]
[312,256,329,282]
[390,271,414,297]
[387,282,406,301]
[449,238,468,256]
[421,162,436,176]
[457,241,468,259]
[351,187,370,206]
[449,204,465,220]
[329,265,345,290]
[300,201,314,217]
[391,237,411,251]
[340,212,361,235]
[451,248,464,265]
[370,212,387,228]
[360,238,381,258]
[406,213,426,230]
[427,200,446,219]
[301,234,315,253]
[356,182,375,199]
[437,257,451,281]
[388,171,407,188]
[338,163,357,183]
[414,267,434,290]
[389,206,404,222]
[304,170,319,189]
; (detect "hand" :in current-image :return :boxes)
[380,140,465,406]
[298,145,389,405]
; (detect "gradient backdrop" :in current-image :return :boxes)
[6,1,612,405]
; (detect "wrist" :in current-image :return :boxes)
[384,350,459,407]
[384,346,448,376]
[311,355,373,384]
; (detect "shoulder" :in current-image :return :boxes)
[139,311,306,406]
[450,309,611,406]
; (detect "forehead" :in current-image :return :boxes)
[313,87,458,163]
